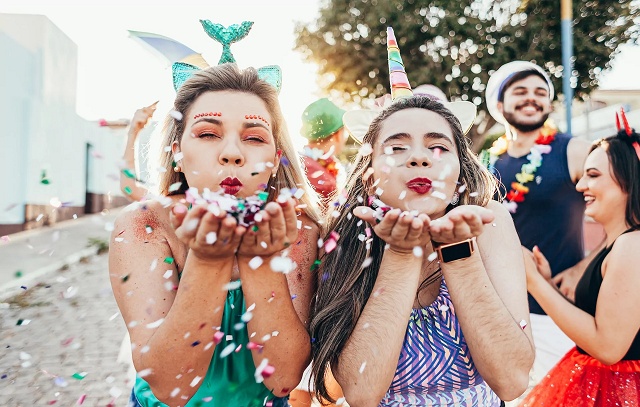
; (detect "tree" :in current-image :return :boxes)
[294,0,640,148]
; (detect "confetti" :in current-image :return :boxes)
[359,143,373,156]
[138,368,153,377]
[76,394,86,405]
[248,256,263,270]
[213,331,225,344]
[169,110,183,121]
[168,182,182,193]
[413,246,424,257]
[17,319,31,326]
[255,358,275,383]
[71,372,87,380]
[219,343,236,358]
[206,232,217,244]
[190,376,202,387]
[164,257,174,264]
[163,270,173,279]
[359,361,367,373]
[223,281,241,290]
[361,257,373,269]
[427,252,438,262]
[398,190,406,200]
[0,235,10,243]
[146,318,165,329]
[519,320,527,330]
[170,388,181,398]
[270,255,296,274]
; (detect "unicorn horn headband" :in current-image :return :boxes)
[171,20,282,93]
[615,108,640,160]
[343,27,477,144]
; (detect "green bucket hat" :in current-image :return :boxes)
[300,98,345,141]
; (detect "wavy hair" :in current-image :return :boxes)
[156,63,321,225]
[310,96,497,403]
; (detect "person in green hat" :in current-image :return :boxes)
[300,98,348,201]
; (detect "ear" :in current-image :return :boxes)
[272,150,281,176]
[171,140,181,155]
[497,101,504,115]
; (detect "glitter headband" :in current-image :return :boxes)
[171,20,282,92]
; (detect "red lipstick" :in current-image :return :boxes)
[220,177,243,195]
[406,177,432,194]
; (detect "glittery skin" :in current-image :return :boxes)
[199,20,254,64]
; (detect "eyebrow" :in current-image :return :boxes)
[381,132,453,145]
[511,85,548,93]
[192,118,271,132]
[585,167,600,172]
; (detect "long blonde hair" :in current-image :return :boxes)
[157,63,321,226]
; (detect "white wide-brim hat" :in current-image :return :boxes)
[485,61,554,125]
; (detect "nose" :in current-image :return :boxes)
[406,148,431,168]
[218,139,244,166]
[576,175,587,192]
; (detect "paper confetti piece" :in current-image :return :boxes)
[219,343,236,358]
[359,361,367,373]
[223,281,241,290]
[164,257,174,264]
[168,182,182,193]
[169,110,183,121]
[76,394,86,405]
[213,331,225,344]
[413,247,423,257]
[146,318,165,329]
[170,388,180,397]
[190,376,202,387]
[71,372,87,380]
[248,256,263,270]
[519,320,527,330]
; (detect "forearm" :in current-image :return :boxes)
[238,257,311,396]
[529,278,604,358]
[336,251,421,406]
[443,251,533,398]
[136,254,233,403]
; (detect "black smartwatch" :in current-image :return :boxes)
[433,238,475,263]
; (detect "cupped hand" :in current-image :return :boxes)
[429,205,494,244]
[354,206,431,254]
[170,203,245,261]
[237,198,299,258]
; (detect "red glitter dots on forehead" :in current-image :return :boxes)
[245,114,270,127]
[193,112,222,120]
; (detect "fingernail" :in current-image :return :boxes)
[173,204,187,214]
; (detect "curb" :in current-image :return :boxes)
[0,246,100,302]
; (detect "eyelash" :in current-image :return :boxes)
[197,132,219,139]
[431,145,448,152]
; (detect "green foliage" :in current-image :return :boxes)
[87,237,109,255]
[295,0,639,144]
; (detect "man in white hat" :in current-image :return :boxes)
[485,61,601,384]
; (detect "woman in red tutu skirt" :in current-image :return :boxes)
[521,111,640,407]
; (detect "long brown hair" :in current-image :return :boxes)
[310,96,497,402]
[156,63,321,225]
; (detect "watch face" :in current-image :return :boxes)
[440,241,473,262]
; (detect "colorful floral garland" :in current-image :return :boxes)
[486,123,557,213]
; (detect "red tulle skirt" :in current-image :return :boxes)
[521,347,640,406]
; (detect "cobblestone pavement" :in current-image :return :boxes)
[0,252,132,406]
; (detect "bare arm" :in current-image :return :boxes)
[120,103,156,201]
[238,211,319,397]
[334,209,429,407]
[527,232,640,365]
[442,200,534,401]
[109,203,242,405]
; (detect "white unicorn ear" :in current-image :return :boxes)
[343,109,382,144]
[343,100,477,144]
[444,101,477,135]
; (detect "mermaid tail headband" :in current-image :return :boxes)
[171,20,282,93]
[615,108,640,160]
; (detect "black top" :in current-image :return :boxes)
[574,228,640,360]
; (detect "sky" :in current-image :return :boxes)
[0,0,325,149]
[1,0,640,144]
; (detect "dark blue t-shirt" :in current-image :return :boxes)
[491,133,585,315]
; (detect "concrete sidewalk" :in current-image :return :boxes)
[0,207,123,300]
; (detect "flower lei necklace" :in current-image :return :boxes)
[486,122,557,213]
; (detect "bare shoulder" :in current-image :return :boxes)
[111,198,175,242]
[608,230,640,266]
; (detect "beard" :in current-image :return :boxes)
[502,110,550,133]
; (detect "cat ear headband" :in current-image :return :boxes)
[171,20,282,93]
[342,27,477,144]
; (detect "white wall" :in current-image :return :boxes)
[0,13,129,225]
